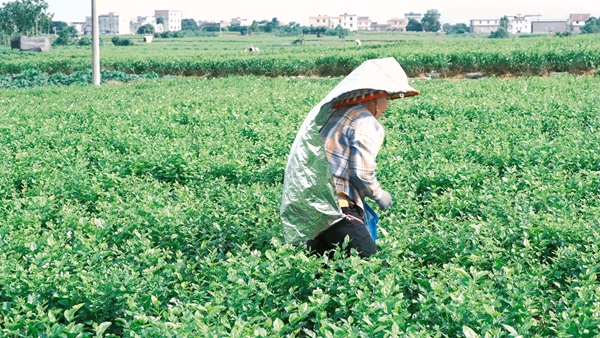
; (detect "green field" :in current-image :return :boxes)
[1,67,600,336]
[1,33,599,77]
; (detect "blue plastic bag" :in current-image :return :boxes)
[363,201,379,243]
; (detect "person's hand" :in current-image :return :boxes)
[375,190,392,210]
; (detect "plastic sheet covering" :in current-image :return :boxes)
[11,36,52,52]
[280,57,418,244]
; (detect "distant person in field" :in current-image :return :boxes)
[280,58,419,258]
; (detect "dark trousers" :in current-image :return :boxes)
[306,204,377,258]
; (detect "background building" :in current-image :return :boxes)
[308,14,357,31]
[69,21,88,35]
[155,10,182,31]
[328,16,341,29]
[404,12,422,21]
[357,16,372,31]
[531,20,568,33]
[96,12,130,34]
[309,15,329,28]
[387,17,407,31]
[470,19,500,33]
[339,13,358,31]
[568,13,591,33]
[230,17,249,26]
[371,22,390,31]
[131,16,158,34]
[506,14,541,34]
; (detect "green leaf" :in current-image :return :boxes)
[463,325,479,338]
[95,322,112,337]
[64,303,85,323]
[502,324,522,337]
[273,318,284,331]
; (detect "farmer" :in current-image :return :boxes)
[280,58,419,258]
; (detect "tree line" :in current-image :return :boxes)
[136,17,352,38]
[0,0,53,44]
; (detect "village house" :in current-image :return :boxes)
[470,19,500,33]
[155,10,182,31]
[131,16,162,34]
[568,14,590,33]
[86,12,130,35]
[506,14,541,34]
[308,14,357,31]
[357,16,372,31]
[531,20,568,33]
[308,15,329,28]
[69,21,88,35]
[387,17,407,31]
[230,17,249,26]
[339,13,358,31]
[404,12,422,21]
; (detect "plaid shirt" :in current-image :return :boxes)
[319,103,385,210]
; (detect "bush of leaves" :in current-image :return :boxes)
[1,75,600,336]
[0,69,160,88]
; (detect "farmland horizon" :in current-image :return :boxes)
[46,0,598,26]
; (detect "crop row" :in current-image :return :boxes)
[1,35,599,77]
[1,75,600,336]
[0,69,160,89]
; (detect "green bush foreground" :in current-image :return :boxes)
[1,75,600,336]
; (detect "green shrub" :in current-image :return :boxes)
[78,37,92,46]
[489,27,510,38]
[111,36,134,46]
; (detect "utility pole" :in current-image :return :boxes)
[92,0,100,86]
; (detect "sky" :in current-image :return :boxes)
[45,0,597,25]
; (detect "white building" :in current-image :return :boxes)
[69,21,88,35]
[507,14,541,34]
[329,16,341,29]
[155,10,182,31]
[340,13,358,31]
[308,14,357,31]
[230,17,249,26]
[93,12,130,34]
[470,19,500,34]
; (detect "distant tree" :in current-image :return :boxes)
[406,19,423,32]
[78,36,91,46]
[324,25,350,37]
[499,16,509,30]
[249,20,259,34]
[228,25,242,32]
[0,7,16,42]
[160,31,173,38]
[581,17,600,34]
[111,36,134,46]
[181,18,198,31]
[0,0,53,37]
[421,9,441,32]
[137,24,155,35]
[263,17,280,33]
[442,23,452,32]
[278,21,302,36]
[156,17,164,25]
[202,25,221,32]
[53,26,77,45]
[489,27,510,38]
[445,23,468,34]
[50,21,68,34]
